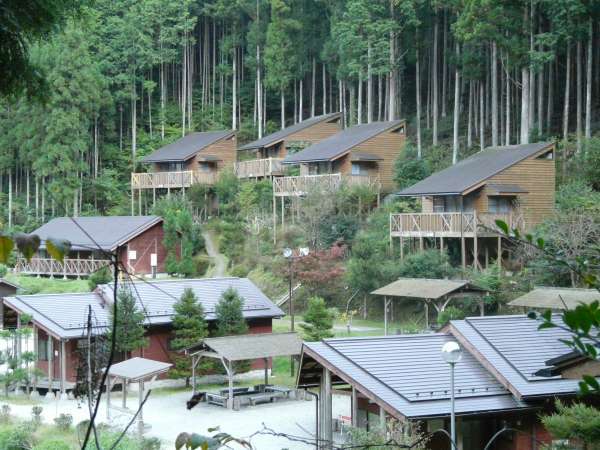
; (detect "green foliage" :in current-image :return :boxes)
[30,407,42,427]
[347,420,428,450]
[170,288,208,382]
[53,414,73,431]
[300,297,334,341]
[0,423,35,450]
[437,306,466,326]
[214,170,241,219]
[393,143,430,190]
[108,288,148,357]
[88,266,112,291]
[542,400,600,447]
[397,250,457,279]
[152,195,203,277]
[215,288,248,337]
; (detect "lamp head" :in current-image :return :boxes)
[441,341,462,364]
[283,248,293,258]
[299,247,309,257]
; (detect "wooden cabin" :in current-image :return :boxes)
[276,120,406,197]
[391,142,556,268]
[131,131,236,212]
[14,216,167,277]
[235,112,342,179]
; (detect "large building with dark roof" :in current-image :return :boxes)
[298,314,595,450]
[3,277,284,394]
[15,216,167,277]
[390,142,556,269]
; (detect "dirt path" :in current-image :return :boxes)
[202,231,227,277]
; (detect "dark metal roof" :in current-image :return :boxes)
[299,334,530,419]
[33,216,163,251]
[107,357,172,381]
[283,120,405,164]
[142,131,234,163]
[396,142,554,196]
[5,278,283,339]
[450,315,584,399]
[239,112,341,150]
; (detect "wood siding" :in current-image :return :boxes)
[185,133,237,174]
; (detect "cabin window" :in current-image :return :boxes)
[536,149,554,160]
[351,163,362,175]
[38,338,49,361]
[198,162,212,172]
[433,196,473,212]
[164,162,184,172]
[488,196,512,213]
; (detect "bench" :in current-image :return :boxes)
[247,391,286,406]
[206,392,228,407]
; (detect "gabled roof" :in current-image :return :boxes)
[371,278,486,300]
[239,112,341,150]
[508,287,600,310]
[397,142,554,197]
[33,216,163,251]
[5,277,283,339]
[283,120,405,164]
[449,315,582,399]
[299,334,530,420]
[107,357,172,381]
[187,332,302,361]
[142,131,234,163]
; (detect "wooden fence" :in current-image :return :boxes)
[14,257,111,277]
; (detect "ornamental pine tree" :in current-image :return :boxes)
[170,288,208,385]
[215,288,248,337]
[108,288,148,358]
[300,297,334,342]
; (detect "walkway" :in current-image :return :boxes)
[202,231,227,277]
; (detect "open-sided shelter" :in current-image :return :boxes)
[508,286,600,311]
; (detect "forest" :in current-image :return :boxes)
[1,0,599,230]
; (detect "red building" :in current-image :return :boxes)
[14,215,168,277]
[2,277,284,395]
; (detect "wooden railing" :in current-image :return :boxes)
[273,173,380,196]
[14,257,111,277]
[131,170,217,189]
[390,211,524,237]
[234,158,284,178]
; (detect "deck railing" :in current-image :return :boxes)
[273,173,380,196]
[131,170,217,189]
[390,211,524,237]
[15,257,111,277]
[234,158,284,179]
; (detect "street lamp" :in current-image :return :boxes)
[283,247,309,376]
[441,341,462,449]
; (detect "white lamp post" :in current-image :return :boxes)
[441,341,462,449]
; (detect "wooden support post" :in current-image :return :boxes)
[440,236,444,254]
[131,187,134,215]
[379,406,386,431]
[480,297,485,316]
[60,340,66,395]
[273,195,277,244]
[473,236,479,271]
[351,387,358,427]
[424,301,429,330]
[461,237,466,269]
[497,236,502,266]
[485,245,489,269]
[319,367,332,449]
[32,325,38,390]
[419,236,424,251]
[122,377,127,408]
[137,380,144,435]
[47,338,53,392]
[281,196,285,228]
[106,377,112,420]
[264,358,269,385]
[384,297,388,336]
[138,188,142,215]
[153,187,156,207]
[228,360,234,410]
[16,314,21,359]
[0,298,5,329]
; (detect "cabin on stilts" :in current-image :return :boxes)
[272,120,406,239]
[131,131,237,215]
[390,142,556,269]
[235,112,342,179]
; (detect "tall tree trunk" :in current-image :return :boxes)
[563,42,571,141]
[299,79,303,122]
[441,9,447,118]
[322,63,327,114]
[432,14,439,145]
[311,57,316,117]
[280,89,285,129]
[388,0,396,120]
[547,59,554,132]
[160,46,165,140]
[506,66,511,145]
[479,81,484,150]
[491,41,498,146]
[148,82,153,139]
[132,79,137,168]
[232,46,237,130]
[367,43,373,123]
[357,75,363,125]
[416,47,422,158]
[576,39,583,153]
[181,36,187,136]
[8,171,12,229]
[585,20,593,140]
[538,63,543,135]
[452,43,460,164]
[378,74,383,121]
[257,45,263,138]
[520,66,530,144]
[94,116,99,178]
[467,81,473,148]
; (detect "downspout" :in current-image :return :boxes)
[303,388,319,447]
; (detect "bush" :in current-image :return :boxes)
[397,250,457,279]
[437,306,466,326]
[0,265,7,278]
[33,440,70,450]
[193,255,211,277]
[88,266,112,290]
[393,143,431,190]
[30,406,42,426]
[0,405,11,423]
[300,297,334,341]
[0,424,35,450]
[53,413,73,431]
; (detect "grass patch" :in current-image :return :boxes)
[6,274,90,295]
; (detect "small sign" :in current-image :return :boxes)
[128,250,137,260]
[150,253,157,267]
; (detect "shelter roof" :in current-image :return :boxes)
[508,287,600,310]
[371,278,486,299]
[107,357,172,381]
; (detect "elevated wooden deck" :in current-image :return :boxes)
[390,212,524,238]
[273,173,380,197]
[15,257,111,277]
[131,170,217,189]
[235,158,284,179]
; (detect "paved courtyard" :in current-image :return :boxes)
[6,388,351,449]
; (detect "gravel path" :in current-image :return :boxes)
[6,389,350,449]
[202,231,227,277]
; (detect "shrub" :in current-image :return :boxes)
[437,306,466,326]
[397,250,456,279]
[141,437,162,450]
[193,255,211,277]
[53,413,73,431]
[33,440,70,450]
[0,424,35,450]
[393,143,431,190]
[0,265,7,278]
[88,266,112,290]
[0,405,11,423]
[300,297,334,341]
[30,406,42,426]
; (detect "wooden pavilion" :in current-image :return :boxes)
[508,286,600,311]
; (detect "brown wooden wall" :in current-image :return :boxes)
[185,134,237,173]
[474,146,555,228]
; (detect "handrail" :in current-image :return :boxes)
[131,170,217,189]
[273,173,380,195]
[234,158,284,178]
[390,211,524,235]
[14,257,111,276]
